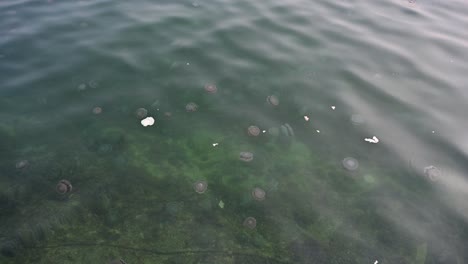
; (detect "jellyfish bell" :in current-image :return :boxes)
[252,187,266,201]
[15,160,29,169]
[186,102,198,112]
[77,83,87,91]
[266,95,279,106]
[204,84,217,93]
[342,157,359,171]
[239,152,254,162]
[56,180,72,194]
[243,217,257,229]
[247,125,260,136]
[193,180,208,194]
[424,165,441,182]
[135,108,148,119]
[92,107,102,115]
[88,80,98,89]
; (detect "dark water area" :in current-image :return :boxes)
[1,0,468,263]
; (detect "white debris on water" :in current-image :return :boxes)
[212,143,219,147]
[141,117,155,127]
[365,136,379,143]
[304,115,310,121]
[331,106,336,110]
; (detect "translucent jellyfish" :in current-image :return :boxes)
[135,108,148,119]
[267,95,279,106]
[204,84,217,93]
[186,102,198,112]
[77,83,87,91]
[15,160,29,169]
[56,180,72,194]
[88,80,98,89]
[247,125,260,136]
[351,114,365,125]
[239,152,254,162]
[424,165,441,182]
[193,180,208,194]
[243,216,257,229]
[283,123,294,136]
[252,187,266,201]
[342,157,359,171]
[92,107,102,115]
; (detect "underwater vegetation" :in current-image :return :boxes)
[0,88,467,264]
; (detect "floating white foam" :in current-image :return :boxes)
[141,117,155,127]
[365,136,379,143]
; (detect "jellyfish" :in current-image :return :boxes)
[243,217,257,229]
[204,84,217,93]
[15,160,29,169]
[56,180,72,194]
[193,180,208,194]
[267,95,279,106]
[77,83,86,91]
[186,102,198,112]
[92,107,102,115]
[342,157,359,171]
[283,123,294,136]
[247,125,260,136]
[252,187,266,201]
[88,80,98,89]
[240,152,254,162]
[135,108,148,119]
[424,165,440,182]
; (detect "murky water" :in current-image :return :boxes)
[1,0,468,263]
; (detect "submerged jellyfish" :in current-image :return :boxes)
[342,157,359,171]
[247,125,260,136]
[15,160,29,169]
[56,180,72,194]
[351,114,365,125]
[88,80,98,89]
[243,217,257,229]
[240,152,254,162]
[204,84,217,93]
[193,180,208,194]
[92,107,102,115]
[77,83,86,91]
[186,102,198,112]
[252,187,266,201]
[135,108,148,119]
[424,166,441,182]
[280,123,294,137]
[267,95,279,106]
